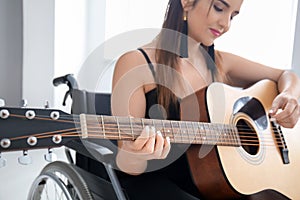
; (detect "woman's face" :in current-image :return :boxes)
[187,0,243,46]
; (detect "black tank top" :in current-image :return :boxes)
[127,48,201,197]
[137,48,180,121]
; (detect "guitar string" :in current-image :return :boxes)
[7,113,256,135]
[6,125,285,147]
[7,113,282,142]
[4,114,284,147]
[7,127,285,147]
[8,113,281,134]
[36,131,286,147]
[19,129,282,148]
[6,113,284,143]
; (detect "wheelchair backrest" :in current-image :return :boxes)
[71,89,111,116]
[67,88,119,165]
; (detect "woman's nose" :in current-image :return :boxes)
[218,15,231,30]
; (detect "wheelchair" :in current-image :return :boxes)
[27,74,127,200]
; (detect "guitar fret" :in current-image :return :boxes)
[199,123,204,143]
[151,119,155,129]
[185,121,190,144]
[218,124,223,145]
[156,120,165,138]
[217,124,222,145]
[224,125,228,145]
[169,121,173,141]
[129,117,134,140]
[228,126,233,145]
[210,124,215,145]
[101,115,105,138]
[170,121,175,142]
[229,126,235,145]
[115,116,121,140]
[197,123,202,144]
[178,121,183,143]
[161,120,166,138]
[208,124,212,144]
[141,118,145,129]
[191,122,198,144]
[215,124,219,145]
[211,124,216,145]
[211,124,218,145]
[203,123,208,144]
[228,125,234,146]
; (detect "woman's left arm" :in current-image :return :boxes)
[219,51,300,128]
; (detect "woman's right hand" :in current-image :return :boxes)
[116,126,171,174]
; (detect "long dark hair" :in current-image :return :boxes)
[155,0,216,112]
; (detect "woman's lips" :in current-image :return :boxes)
[210,28,221,37]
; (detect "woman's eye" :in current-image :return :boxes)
[214,5,223,12]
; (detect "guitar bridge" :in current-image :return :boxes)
[270,118,290,164]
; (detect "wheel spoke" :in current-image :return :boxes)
[27,161,93,200]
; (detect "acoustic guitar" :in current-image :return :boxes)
[0,79,299,199]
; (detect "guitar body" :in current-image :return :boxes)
[182,80,300,199]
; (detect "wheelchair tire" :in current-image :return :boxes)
[27,161,93,200]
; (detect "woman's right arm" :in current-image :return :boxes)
[111,51,171,175]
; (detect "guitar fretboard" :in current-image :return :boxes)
[79,114,241,147]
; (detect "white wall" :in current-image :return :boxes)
[292,0,300,76]
[22,0,55,107]
[215,0,298,69]
[0,0,23,106]
[54,0,106,112]
[0,1,68,200]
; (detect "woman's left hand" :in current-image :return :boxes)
[269,92,300,128]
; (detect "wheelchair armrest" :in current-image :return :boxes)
[82,140,113,156]
[65,139,118,166]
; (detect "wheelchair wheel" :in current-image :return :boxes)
[27,161,93,200]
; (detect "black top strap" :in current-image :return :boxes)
[137,48,156,78]
[138,47,215,82]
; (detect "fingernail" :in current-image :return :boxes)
[145,126,149,133]
[166,136,170,143]
[157,130,162,136]
[270,117,276,122]
[151,126,156,132]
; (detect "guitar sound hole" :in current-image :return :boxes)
[237,119,259,155]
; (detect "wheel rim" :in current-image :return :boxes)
[28,172,80,200]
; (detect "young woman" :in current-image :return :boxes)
[111,0,300,199]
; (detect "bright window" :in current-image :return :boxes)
[215,0,298,69]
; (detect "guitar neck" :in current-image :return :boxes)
[0,107,240,153]
[79,114,241,147]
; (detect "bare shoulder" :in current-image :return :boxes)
[112,49,155,89]
[114,50,147,73]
